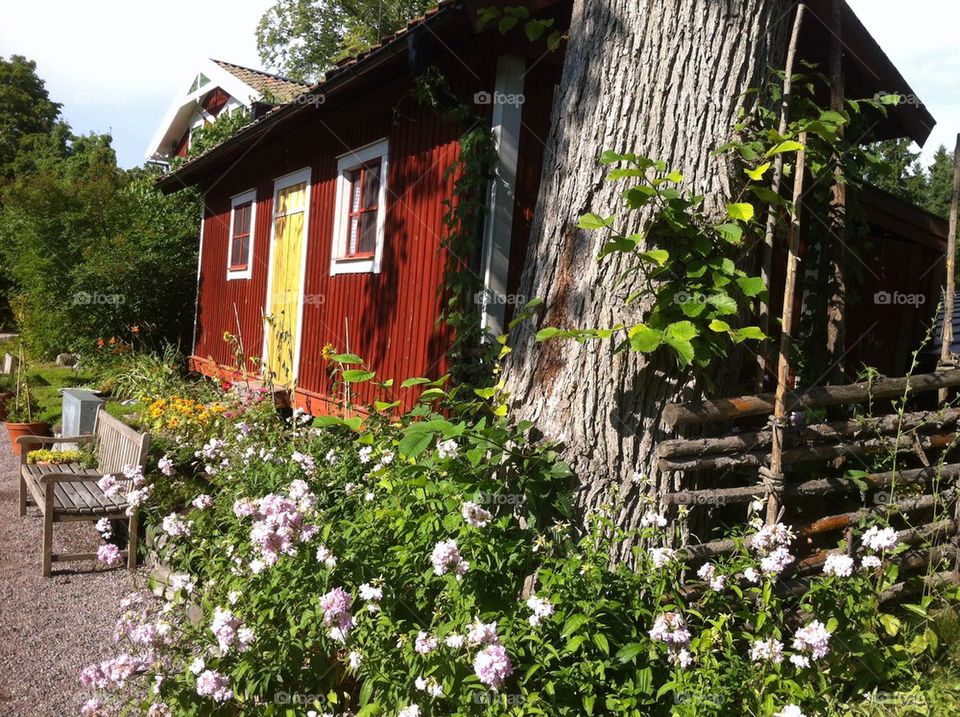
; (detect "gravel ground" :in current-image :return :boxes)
[0,429,141,717]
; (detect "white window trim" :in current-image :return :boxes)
[330,138,389,276]
[261,166,313,383]
[226,188,257,281]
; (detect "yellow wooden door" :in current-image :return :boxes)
[267,181,307,385]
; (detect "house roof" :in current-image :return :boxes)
[211,60,309,102]
[156,0,938,192]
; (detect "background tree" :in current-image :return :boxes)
[502,0,792,548]
[861,138,928,206]
[257,0,434,82]
[925,144,955,219]
[0,55,61,180]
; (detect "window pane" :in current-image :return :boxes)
[348,216,359,255]
[361,163,380,209]
[350,171,363,213]
[358,211,377,255]
[234,202,251,235]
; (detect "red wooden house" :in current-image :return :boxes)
[157,0,946,414]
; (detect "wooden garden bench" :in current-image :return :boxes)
[17,408,151,577]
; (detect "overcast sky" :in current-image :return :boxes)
[0,0,956,169]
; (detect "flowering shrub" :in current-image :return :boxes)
[80,380,959,716]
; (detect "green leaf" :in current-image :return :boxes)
[561,614,590,637]
[665,321,697,342]
[592,633,610,654]
[400,377,431,388]
[726,203,755,222]
[745,162,771,181]
[599,150,637,164]
[879,613,901,637]
[615,642,645,664]
[666,338,695,366]
[665,170,683,183]
[373,400,400,412]
[736,276,767,297]
[639,248,669,266]
[341,369,375,383]
[524,19,546,41]
[766,140,804,157]
[628,324,662,352]
[330,352,363,364]
[398,430,433,458]
[732,326,765,343]
[716,222,743,244]
[707,293,738,315]
[577,212,615,230]
[536,327,562,342]
[709,319,731,333]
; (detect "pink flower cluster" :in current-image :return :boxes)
[414,631,438,654]
[526,595,554,627]
[697,562,726,591]
[790,619,831,667]
[649,612,692,667]
[80,654,146,689]
[473,643,513,690]
[319,587,354,642]
[98,465,151,516]
[431,539,469,579]
[161,513,192,538]
[97,544,122,567]
[823,553,854,577]
[239,485,320,568]
[862,525,899,553]
[211,607,255,654]
[195,669,233,702]
[461,501,492,528]
[750,637,784,664]
[748,522,795,576]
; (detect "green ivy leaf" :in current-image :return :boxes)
[726,203,755,222]
[716,222,743,244]
[628,324,663,352]
[736,276,767,297]
[765,140,804,157]
[709,319,731,332]
[707,293,737,315]
[578,213,615,230]
[744,161,771,181]
[732,326,766,343]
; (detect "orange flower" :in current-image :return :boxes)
[131,325,140,334]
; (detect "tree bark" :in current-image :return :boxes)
[503,0,792,552]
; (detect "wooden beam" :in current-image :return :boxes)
[664,463,960,506]
[658,408,960,458]
[663,369,960,428]
[757,3,806,389]
[940,134,960,403]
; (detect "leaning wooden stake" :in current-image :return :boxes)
[757,3,806,389]
[939,133,960,404]
[767,133,807,526]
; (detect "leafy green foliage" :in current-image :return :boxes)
[256,0,435,82]
[77,367,960,716]
[0,54,61,179]
[538,153,768,369]
[183,109,252,160]
[0,128,201,356]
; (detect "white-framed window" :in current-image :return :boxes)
[227,189,257,280]
[330,138,389,275]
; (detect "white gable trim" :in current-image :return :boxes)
[144,59,265,162]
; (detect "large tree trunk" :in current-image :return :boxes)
[504,0,792,551]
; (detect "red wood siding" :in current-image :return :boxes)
[202,87,231,117]
[193,83,477,411]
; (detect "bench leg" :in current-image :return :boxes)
[41,489,54,578]
[127,510,138,571]
[18,474,27,517]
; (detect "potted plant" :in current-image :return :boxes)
[5,346,50,455]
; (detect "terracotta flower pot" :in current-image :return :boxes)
[0,392,12,421]
[6,422,51,455]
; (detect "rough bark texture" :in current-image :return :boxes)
[503,0,792,552]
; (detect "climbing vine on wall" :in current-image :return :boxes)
[405,68,499,387]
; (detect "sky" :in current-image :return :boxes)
[0,0,957,169]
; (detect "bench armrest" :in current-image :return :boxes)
[17,434,95,448]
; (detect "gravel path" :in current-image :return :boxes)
[0,429,141,716]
